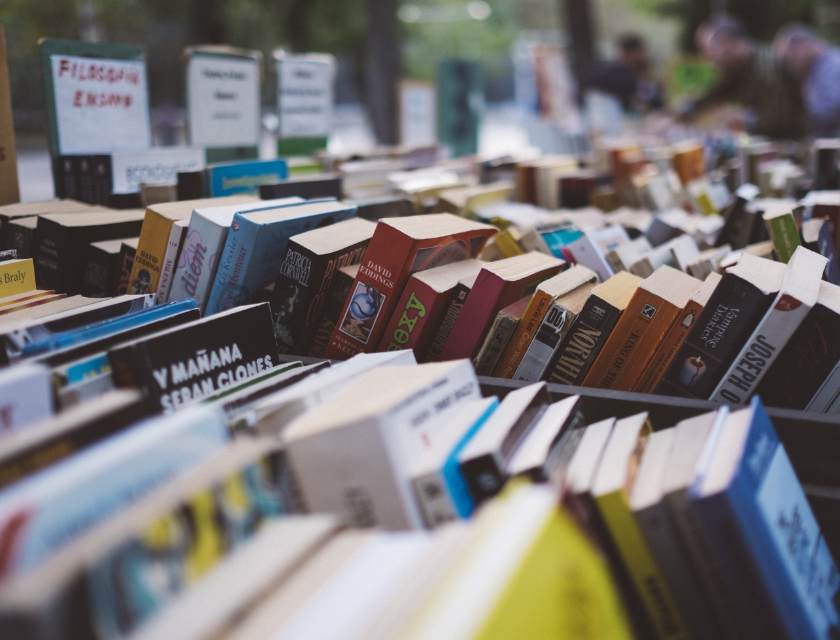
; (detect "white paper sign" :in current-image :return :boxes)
[110,148,205,194]
[50,55,152,155]
[400,82,436,147]
[277,57,333,139]
[187,56,260,147]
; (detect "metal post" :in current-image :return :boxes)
[366,0,400,145]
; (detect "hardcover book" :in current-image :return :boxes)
[763,207,801,264]
[323,214,496,360]
[655,255,785,400]
[473,295,531,376]
[272,218,375,356]
[306,264,358,359]
[543,271,642,387]
[33,210,146,295]
[205,159,288,197]
[115,239,137,296]
[376,258,485,360]
[583,266,703,392]
[128,195,258,295]
[0,200,91,250]
[82,237,133,298]
[108,303,278,412]
[8,216,38,260]
[205,199,358,315]
[438,251,564,363]
[801,217,840,285]
[423,271,480,364]
[710,247,827,404]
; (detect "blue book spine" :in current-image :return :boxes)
[204,213,263,315]
[65,353,111,384]
[208,160,288,197]
[442,398,498,518]
[20,300,199,357]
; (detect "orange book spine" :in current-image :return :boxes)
[582,290,680,391]
[492,290,550,378]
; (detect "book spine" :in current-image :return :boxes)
[655,276,775,399]
[493,290,551,379]
[438,271,507,362]
[157,223,188,304]
[78,156,95,205]
[423,281,471,363]
[473,313,517,376]
[11,223,33,261]
[412,470,458,528]
[169,216,231,313]
[543,295,622,386]
[459,451,507,504]
[116,246,136,296]
[709,295,812,404]
[306,269,356,359]
[766,213,800,264]
[377,279,439,354]
[514,302,578,382]
[272,243,320,355]
[130,212,173,295]
[53,156,78,200]
[108,343,154,400]
[634,300,703,394]
[92,154,113,206]
[204,214,260,316]
[81,250,114,298]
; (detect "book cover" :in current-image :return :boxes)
[764,208,801,264]
[438,252,564,363]
[716,184,760,250]
[82,238,122,298]
[115,239,137,296]
[206,159,288,197]
[323,214,496,360]
[634,272,722,394]
[205,200,358,315]
[306,264,358,359]
[376,259,484,359]
[565,226,630,282]
[473,296,530,377]
[655,255,785,400]
[128,195,258,295]
[108,303,278,413]
[801,217,840,286]
[8,216,38,260]
[423,273,478,364]
[710,247,827,404]
[259,174,343,201]
[0,258,35,299]
[583,267,703,392]
[272,218,375,356]
[543,271,643,387]
[155,218,189,304]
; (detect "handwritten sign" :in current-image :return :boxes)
[111,148,205,194]
[277,54,334,139]
[50,54,152,155]
[187,55,260,148]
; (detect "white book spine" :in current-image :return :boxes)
[567,236,613,283]
[168,214,231,313]
[514,303,577,382]
[412,470,457,528]
[0,365,53,437]
[709,297,812,404]
[156,221,189,304]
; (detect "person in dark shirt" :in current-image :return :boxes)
[680,16,809,139]
[586,34,663,114]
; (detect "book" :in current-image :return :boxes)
[801,217,840,286]
[33,210,146,295]
[285,360,482,530]
[763,206,801,264]
[583,266,703,392]
[205,199,358,315]
[348,195,415,221]
[0,364,53,440]
[634,271,723,394]
[672,141,705,185]
[377,259,484,359]
[128,195,258,295]
[715,183,761,250]
[0,295,99,326]
[457,382,549,504]
[205,159,288,197]
[423,271,480,364]
[109,147,204,195]
[0,294,64,318]
[115,239,137,296]
[606,235,652,274]
[493,266,596,379]
[654,255,786,399]
[687,245,731,281]
[108,303,278,412]
[8,216,38,260]
[408,396,499,526]
[306,263,358,359]
[0,289,54,309]
[543,271,643,386]
[168,197,303,313]
[709,247,827,404]
[592,412,691,640]
[82,237,134,298]
[0,258,36,300]
[272,218,375,355]
[323,214,496,360]
[473,296,530,377]
[0,390,149,490]
[689,398,840,639]
[0,404,229,581]
[155,218,189,304]
[513,273,598,382]
[438,252,565,362]
[259,173,343,201]
[565,225,630,282]
[0,200,91,250]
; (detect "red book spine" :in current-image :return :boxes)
[438,269,506,361]
[376,279,448,357]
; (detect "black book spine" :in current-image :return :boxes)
[460,453,507,504]
[53,155,78,200]
[655,273,776,399]
[81,248,117,298]
[116,245,136,296]
[306,268,356,358]
[272,243,320,355]
[756,303,840,410]
[424,281,471,363]
[92,154,113,206]
[33,219,67,292]
[543,294,622,386]
[78,156,96,205]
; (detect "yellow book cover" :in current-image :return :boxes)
[0,258,35,298]
[494,230,525,259]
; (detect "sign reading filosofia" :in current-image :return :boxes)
[277,55,334,139]
[187,55,260,147]
[50,55,152,155]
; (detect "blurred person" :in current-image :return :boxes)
[680,17,808,139]
[774,24,840,137]
[586,34,664,115]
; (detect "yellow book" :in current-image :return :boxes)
[493,229,525,259]
[592,413,691,640]
[0,258,35,298]
[129,195,258,294]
